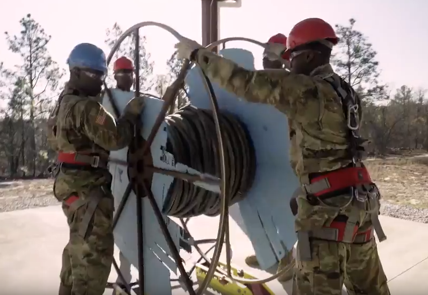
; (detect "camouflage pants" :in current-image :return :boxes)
[60,187,115,295]
[292,238,390,295]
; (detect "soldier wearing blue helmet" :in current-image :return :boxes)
[47,43,145,295]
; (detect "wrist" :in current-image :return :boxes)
[190,49,199,61]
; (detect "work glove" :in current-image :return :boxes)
[123,96,145,122]
[174,37,203,60]
[263,42,287,61]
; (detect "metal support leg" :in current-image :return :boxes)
[115,252,133,289]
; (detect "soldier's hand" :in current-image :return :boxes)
[263,43,287,61]
[123,96,145,121]
[174,37,203,60]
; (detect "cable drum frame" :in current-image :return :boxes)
[104,21,291,295]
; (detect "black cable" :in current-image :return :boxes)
[162,105,256,218]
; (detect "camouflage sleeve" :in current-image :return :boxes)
[74,100,134,151]
[194,50,319,120]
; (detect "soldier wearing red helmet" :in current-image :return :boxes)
[263,33,289,70]
[174,17,390,294]
[111,55,136,294]
[113,56,135,91]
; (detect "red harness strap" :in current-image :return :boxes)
[64,195,79,206]
[325,221,373,243]
[354,228,374,243]
[309,166,372,197]
[58,152,91,165]
[328,221,358,241]
[57,152,106,168]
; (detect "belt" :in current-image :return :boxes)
[302,166,372,198]
[57,152,108,169]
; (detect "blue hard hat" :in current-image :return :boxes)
[67,43,107,74]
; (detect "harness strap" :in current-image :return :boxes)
[343,208,360,242]
[323,75,366,163]
[297,231,312,261]
[297,221,375,261]
[301,166,372,198]
[354,228,374,244]
[371,213,387,242]
[57,152,108,168]
[64,187,105,239]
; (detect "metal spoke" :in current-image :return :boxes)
[141,61,191,156]
[145,165,220,186]
[133,28,146,295]
[112,183,133,230]
[141,180,196,295]
[109,157,128,167]
[112,258,132,294]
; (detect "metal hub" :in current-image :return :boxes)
[127,136,154,194]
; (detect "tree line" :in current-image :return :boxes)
[0,14,425,178]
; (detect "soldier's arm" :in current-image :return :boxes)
[194,50,318,119]
[74,99,134,151]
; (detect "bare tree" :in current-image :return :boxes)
[105,23,154,91]
[5,14,63,176]
[333,18,387,101]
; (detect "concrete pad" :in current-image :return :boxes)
[0,205,428,294]
[387,258,428,294]
[374,215,428,282]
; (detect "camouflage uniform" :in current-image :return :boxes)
[48,84,135,295]
[193,50,390,294]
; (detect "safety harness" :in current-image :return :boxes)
[295,73,387,261]
[51,88,110,239]
[57,152,109,169]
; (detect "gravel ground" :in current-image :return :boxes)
[0,193,59,212]
[380,200,428,223]
[0,179,59,213]
[1,179,428,224]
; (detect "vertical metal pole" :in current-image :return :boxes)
[134,29,145,295]
[201,0,219,52]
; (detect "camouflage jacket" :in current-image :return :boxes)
[195,51,357,184]
[48,84,134,197]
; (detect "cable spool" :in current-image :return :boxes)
[105,22,292,295]
[163,104,256,218]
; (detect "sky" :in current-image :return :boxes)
[0,0,427,97]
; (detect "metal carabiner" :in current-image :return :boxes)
[347,104,360,130]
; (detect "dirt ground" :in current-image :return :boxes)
[0,153,428,210]
[367,154,428,208]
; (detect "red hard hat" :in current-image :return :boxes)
[267,33,289,60]
[268,33,287,46]
[113,56,134,72]
[286,18,339,52]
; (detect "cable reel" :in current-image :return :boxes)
[104,21,291,295]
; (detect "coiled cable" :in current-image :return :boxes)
[162,104,256,218]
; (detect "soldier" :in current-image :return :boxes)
[111,55,135,293]
[263,33,289,70]
[113,56,135,91]
[243,32,295,283]
[174,18,390,294]
[47,43,145,295]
